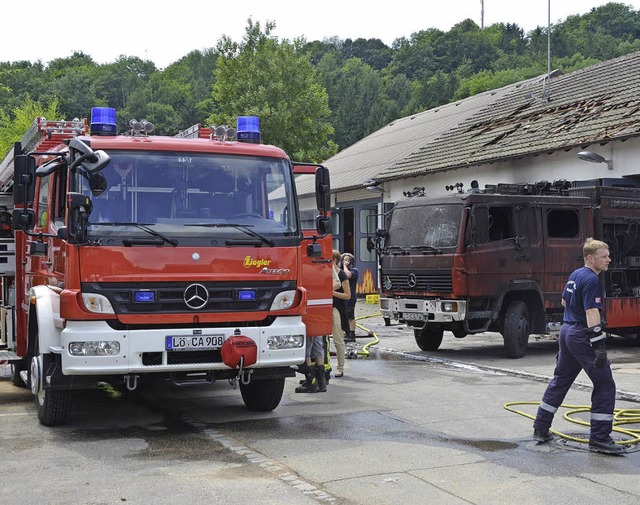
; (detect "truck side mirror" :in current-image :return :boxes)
[315,165,331,213]
[316,215,331,236]
[88,172,108,197]
[13,154,36,207]
[67,192,93,213]
[11,208,35,231]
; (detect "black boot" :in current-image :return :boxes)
[344,331,356,343]
[295,370,318,393]
[315,365,327,392]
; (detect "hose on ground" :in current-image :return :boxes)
[345,313,381,359]
[504,401,640,445]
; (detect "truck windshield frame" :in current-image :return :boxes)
[386,203,462,249]
[76,150,299,244]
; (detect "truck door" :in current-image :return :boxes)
[294,175,332,339]
[542,207,587,303]
[465,204,534,297]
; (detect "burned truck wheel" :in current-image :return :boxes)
[502,300,530,359]
[413,327,444,351]
[240,377,285,412]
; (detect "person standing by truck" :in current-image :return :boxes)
[332,250,351,377]
[532,238,624,455]
[341,253,359,342]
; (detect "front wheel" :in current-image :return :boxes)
[240,377,285,412]
[30,353,70,426]
[502,301,530,359]
[413,327,444,351]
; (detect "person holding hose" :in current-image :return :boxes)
[532,238,624,455]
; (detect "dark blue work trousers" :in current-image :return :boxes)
[533,323,617,442]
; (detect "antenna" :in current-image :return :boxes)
[543,0,551,100]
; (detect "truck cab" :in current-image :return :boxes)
[376,179,640,358]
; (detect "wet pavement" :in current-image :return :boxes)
[1,299,640,505]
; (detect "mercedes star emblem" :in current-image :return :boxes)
[407,273,417,288]
[184,283,209,310]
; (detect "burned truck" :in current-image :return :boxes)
[373,180,640,358]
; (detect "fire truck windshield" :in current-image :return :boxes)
[79,151,298,243]
[386,204,461,250]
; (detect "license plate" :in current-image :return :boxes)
[166,335,225,351]
[402,312,425,321]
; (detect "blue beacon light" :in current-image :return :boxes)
[237,116,260,144]
[90,107,117,136]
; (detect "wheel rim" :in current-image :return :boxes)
[30,356,41,397]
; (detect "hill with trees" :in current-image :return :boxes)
[2,2,640,162]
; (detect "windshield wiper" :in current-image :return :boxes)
[184,223,275,247]
[91,222,178,246]
[409,245,443,254]
[384,245,410,255]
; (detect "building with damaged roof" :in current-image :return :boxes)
[295,50,640,293]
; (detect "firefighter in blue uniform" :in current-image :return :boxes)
[533,238,624,455]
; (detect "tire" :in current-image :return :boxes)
[240,377,285,412]
[502,300,530,359]
[452,328,468,339]
[10,360,28,388]
[383,317,391,326]
[413,327,444,351]
[30,345,70,426]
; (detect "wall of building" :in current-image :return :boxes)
[385,138,640,203]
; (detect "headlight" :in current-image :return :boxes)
[82,293,115,314]
[69,341,120,356]
[267,335,304,349]
[270,290,296,311]
[441,301,458,313]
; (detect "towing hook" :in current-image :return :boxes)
[125,374,139,391]
[240,369,253,385]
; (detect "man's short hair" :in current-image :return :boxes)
[583,237,608,259]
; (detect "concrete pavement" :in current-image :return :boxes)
[350,298,640,401]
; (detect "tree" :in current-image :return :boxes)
[0,98,60,156]
[325,58,393,149]
[207,20,336,162]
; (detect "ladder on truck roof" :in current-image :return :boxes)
[0,116,88,194]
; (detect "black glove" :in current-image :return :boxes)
[593,346,608,368]
[586,323,607,368]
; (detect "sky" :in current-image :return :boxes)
[4,1,640,69]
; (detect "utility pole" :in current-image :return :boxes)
[480,0,484,29]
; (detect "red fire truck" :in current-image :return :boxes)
[0,108,333,425]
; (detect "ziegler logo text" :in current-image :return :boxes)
[244,256,272,268]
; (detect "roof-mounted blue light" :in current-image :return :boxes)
[90,107,117,136]
[237,116,260,144]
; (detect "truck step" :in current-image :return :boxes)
[170,371,214,386]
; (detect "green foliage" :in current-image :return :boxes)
[0,97,60,156]
[207,20,336,162]
[2,3,640,159]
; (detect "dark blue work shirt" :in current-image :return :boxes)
[562,266,604,325]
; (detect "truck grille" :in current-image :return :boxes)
[81,280,295,315]
[384,270,453,293]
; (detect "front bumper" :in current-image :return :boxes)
[60,316,306,375]
[380,297,467,324]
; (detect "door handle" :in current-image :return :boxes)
[515,255,531,262]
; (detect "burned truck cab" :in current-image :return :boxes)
[377,179,640,358]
